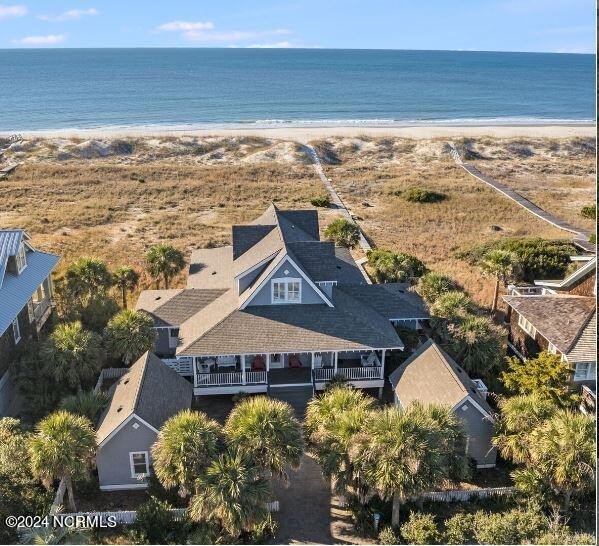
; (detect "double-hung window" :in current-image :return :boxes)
[518,314,536,337]
[574,362,596,381]
[12,318,21,344]
[15,245,27,273]
[129,451,150,478]
[272,279,301,304]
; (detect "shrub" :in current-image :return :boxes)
[430,291,472,319]
[417,272,456,303]
[580,204,596,219]
[79,294,120,332]
[404,187,447,203]
[324,218,361,248]
[247,514,278,544]
[443,512,475,544]
[59,391,109,423]
[378,526,401,545]
[536,527,596,545]
[472,506,548,545]
[367,249,427,283]
[400,512,441,545]
[458,238,574,283]
[135,497,184,544]
[311,195,331,207]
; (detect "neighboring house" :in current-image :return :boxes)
[96,351,193,491]
[136,204,428,396]
[388,340,496,468]
[503,256,597,389]
[0,230,59,414]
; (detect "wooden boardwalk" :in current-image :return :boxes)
[448,144,594,252]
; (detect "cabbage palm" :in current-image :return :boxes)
[104,309,156,365]
[65,257,113,304]
[29,411,96,512]
[417,272,456,304]
[305,386,375,496]
[349,405,454,527]
[152,410,224,497]
[480,249,516,313]
[145,244,185,289]
[43,322,104,390]
[59,391,109,423]
[112,266,140,309]
[225,396,304,485]
[188,449,271,536]
[492,393,558,464]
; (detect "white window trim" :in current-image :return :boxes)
[15,244,27,274]
[518,314,537,337]
[271,278,302,304]
[129,451,150,478]
[12,318,21,344]
[573,362,596,381]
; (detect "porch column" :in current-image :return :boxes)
[193,357,199,388]
[266,353,270,372]
[242,355,247,385]
[311,352,315,370]
[380,349,386,379]
[334,351,338,373]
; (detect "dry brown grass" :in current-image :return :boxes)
[1,135,592,308]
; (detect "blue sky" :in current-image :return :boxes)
[0,1,595,52]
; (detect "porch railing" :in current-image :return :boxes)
[196,372,243,386]
[162,357,193,376]
[314,366,383,382]
[246,371,267,384]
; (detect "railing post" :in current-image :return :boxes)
[380,349,386,379]
[334,351,338,374]
[242,355,246,385]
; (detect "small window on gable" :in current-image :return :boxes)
[548,342,558,354]
[12,318,21,344]
[130,451,149,478]
[15,244,27,273]
[518,314,537,337]
[271,278,301,304]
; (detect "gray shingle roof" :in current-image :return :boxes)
[178,286,404,356]
[96,352,193,445]
[232,225,277,260]
[340,283,429,320]
[566,311,596,362]
[389,340,492,415]
[187,246,233,289]
[503,294,596,355]
[0,248,59,335]
[136,289,228,327]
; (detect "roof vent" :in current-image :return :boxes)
[123,379,130,385]
[155,296,161,301]
[212,271,217,275]
[116,406,123,413]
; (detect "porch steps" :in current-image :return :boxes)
[269,385,314,418]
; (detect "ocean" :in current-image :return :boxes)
[0,48,595,132]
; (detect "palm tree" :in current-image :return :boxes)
[417,272,456,304]
[152,410,224,497]
[59,391,109,423]
[65,257,113,304]
[448,315,505,378]
[145,244,185,289]
[349,405,452,527]
[519,410,595,513]
[188,449,271,537]
[104,310,156,365]
[305,386,375,497]
[430,291,472,320]
[480,249,515,314]
[225,396,304,485]
[492,393,558,464]
[112,266,140,309]
[324,218,360,249]
[43,322,104,390]
[29,411,96,512]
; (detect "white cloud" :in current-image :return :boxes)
[157,20,214,32]
[246,41,293,48]
[157,20,290,44]
[15,34,65,45]
[0,4,27,19]
[38,8,98,22]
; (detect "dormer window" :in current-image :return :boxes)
[15,244,27,273]
[272,278,301,304]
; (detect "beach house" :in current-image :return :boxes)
[136,205,428,397]
[0,230,59,414]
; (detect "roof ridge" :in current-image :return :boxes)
[131,352,151,412]
[429,342,470,396]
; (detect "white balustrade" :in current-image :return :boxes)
[245,371,267,384]
[196,371,243,386]
[314,366,382,382]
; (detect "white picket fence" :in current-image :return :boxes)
[421,486,516,503]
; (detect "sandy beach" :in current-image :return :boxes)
[7,123,596,142]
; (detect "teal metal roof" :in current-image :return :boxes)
[0,250,59,335]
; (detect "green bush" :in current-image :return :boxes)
[580,204,596,219]
[367,249,427,283]
[378,526,401,545]
[443,512,475,544]
[311,195,331,207]
[429,291,472,319]
[135,497,184,544]
[404,187,447,203]
[458,238,575,283]
[536,527,596,545]
[247,514,278,544]
[400,512,442,545]
[417,272,457,303]
[324,218,361,248]
[472,506,548,545]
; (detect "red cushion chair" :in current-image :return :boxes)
[289,354,302,368]
[252,355,265,371]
